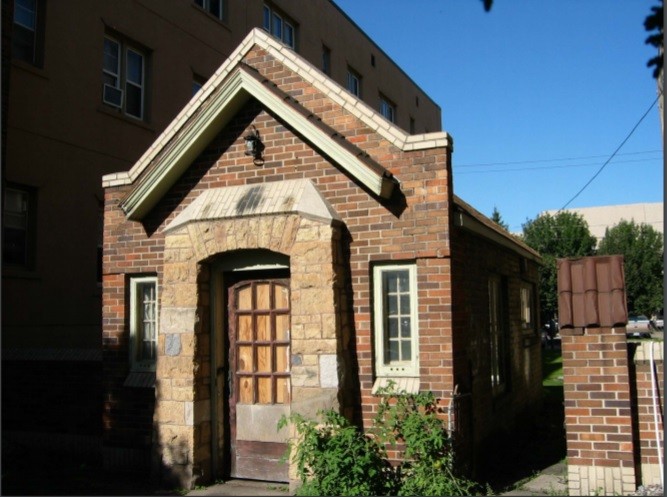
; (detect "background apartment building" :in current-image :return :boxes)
[2,0,441,456]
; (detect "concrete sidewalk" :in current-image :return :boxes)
[185,461,568,496]
[186,479,290,496]
[501,461,568,496]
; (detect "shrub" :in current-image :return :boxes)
[280,384,485,496]
[278,410,395,496]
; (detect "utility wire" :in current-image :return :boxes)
[456,149,662,168]
[559,94,661,211]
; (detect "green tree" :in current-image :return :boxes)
[597,220,664,317]
[490,206,509,231]
[521,211,597,321]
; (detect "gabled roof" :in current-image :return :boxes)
[102,28,452,221]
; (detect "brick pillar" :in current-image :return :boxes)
[557,256,638,495]
[561,327,636,495]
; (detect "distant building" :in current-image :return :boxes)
[544,202,663,241]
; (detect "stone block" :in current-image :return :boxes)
[161,308,197,334]
[319,354,338,388]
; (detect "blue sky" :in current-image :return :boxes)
[335,0,664,233]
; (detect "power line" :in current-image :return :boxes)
[455,157,660,175]
[455,149,662,168]
[559,95,661,210]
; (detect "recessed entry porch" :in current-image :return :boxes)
[155,179,351,486]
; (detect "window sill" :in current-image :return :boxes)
[372,376,420,395]
[97,105,155,132]
[124,371,156,388]
[11,59,49,80]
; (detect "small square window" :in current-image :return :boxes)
[380,95,396,123]
[373,264,419,383]
[262,4,296,49]
[130,276,158,372]
[347,68,361,97]
[194,0,226,21]
[322,45,331,75]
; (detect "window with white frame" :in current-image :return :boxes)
[262,4,296,49]
[12,0,44,66]
[102,35,147,120]
[347,68,361,97]
[130,276,158,371]
[520,282,536,333]
[194,0,226,21]
[373,264,419,388]
[489,275,508,396]
[380,95,396,123]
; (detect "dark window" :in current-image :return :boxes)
[12,0,44,67]
[322,45,331,75]
[3,185,36,269]
[347,67,361,97]
[194,0,226,21]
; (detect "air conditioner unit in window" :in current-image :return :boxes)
[103,84,123,108]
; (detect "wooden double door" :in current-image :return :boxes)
[227,277,291,482]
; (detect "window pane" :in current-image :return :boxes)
[209,0,221,18]
[255,283,270,310]
[125,83,142,118]
[283,22,294,47]
[401,341,411,361]
[400,295,410,314]
[262,5,270,31]
[387,294,398,315]
[387,317,398,338]
[14,0,36,30]
[397,270,409,292]
[126,50,143,85]
[387,340,399,362]
[272,13,282,39]
[257,346,271,372]
[12,25,35,63]
[103,39,119,77]
[400,317,411,338]
[236,285,252,310]
[275,346,289,372]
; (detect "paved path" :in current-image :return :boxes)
[185,461,568,496]
[501,461,568,496]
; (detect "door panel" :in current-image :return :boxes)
[229,279,290,482]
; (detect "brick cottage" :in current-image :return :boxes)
[102,28,543,488]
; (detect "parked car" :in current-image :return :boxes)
[626,315,652,339]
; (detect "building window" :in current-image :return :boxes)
[102,35,147,120]
[520,282,536,334]
[3,185,35,269]
[194,0,226,21]
[12,0,44,66]
[322,44,331,75]
[380,95,396,123]
[409,117,415,134]
[373,264,419,386]
[130,276,158,371]
[489,275,508,396]
[192,74,206,96]
[347,68,361,97]
[262,4,296,49]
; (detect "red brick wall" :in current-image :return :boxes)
[450,225,542,473]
